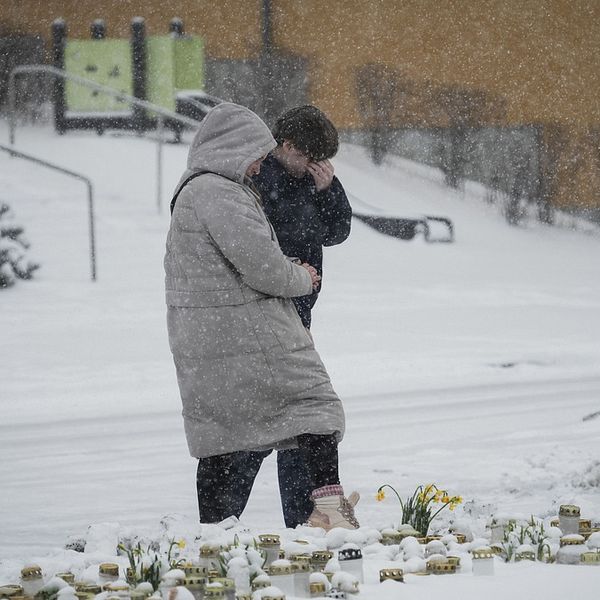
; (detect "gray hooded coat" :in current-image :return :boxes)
[165,103,345,458]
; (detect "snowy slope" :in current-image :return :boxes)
[1,123,600,597]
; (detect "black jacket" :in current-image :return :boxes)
[253,154,352,327]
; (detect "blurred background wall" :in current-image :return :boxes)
[2,0,599,216]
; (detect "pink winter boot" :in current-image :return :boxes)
[307,484,360,530]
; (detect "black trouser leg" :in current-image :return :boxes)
[277,448,314,528]
[196,453,235,523]
[296,433,340,491]
[228,450,271,517]
[196,450,271,523]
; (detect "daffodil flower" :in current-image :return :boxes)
[375,482,463,535]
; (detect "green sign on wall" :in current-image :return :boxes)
[65,40,133,113]
[146,35,205,113]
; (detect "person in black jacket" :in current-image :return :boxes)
[254,106,352,328]
[227,106,353,528]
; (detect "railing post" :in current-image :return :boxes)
[157,115,164,213]
[52,19,67,135]
[170,18,184,36]
[7,64,205,215]
[8,73,16,146]
[86,180,97,280]
[131,17,147,132]
[0,143,97,281]
[90,19,106,40]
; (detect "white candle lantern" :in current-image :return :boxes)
[258,535,281,569]
[311,551,333,572]
[291,561,311,598]
[337,549,363,584]
[20,565,44,598]
[183,576,204,600]
[199,544,222,572]
[559,505,581,535]
[251,573,271,593]
[267,563,295,598]
[556,535,587,565]
[472,547,494,576]
[98,563,120,588]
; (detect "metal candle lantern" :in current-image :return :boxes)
[446,555,461,568]
[182,564,207,578]
[208,578,235,600]
[260,592,286,600]
[428,561,456,575]
[251,574,271,592]
[580,551,600,565]
[104,582,131,598]
[515,545,536,562]
[183,577,204,600]
[311,551,334,572]
[380,531,403,546]
[0,585,24,599]
[579,519,592,537]
[55,573,75,585]
[379,569,404,583]
[98,563,120,588]
[203,586,225,600]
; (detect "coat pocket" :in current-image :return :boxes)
[253,297,313,353]
[167,305,261,358]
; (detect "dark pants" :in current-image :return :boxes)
[196,434,339,526]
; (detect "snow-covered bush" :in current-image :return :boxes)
[0,202,39,288]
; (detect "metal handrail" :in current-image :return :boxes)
[0,143,97,281]
[8,65,203,212]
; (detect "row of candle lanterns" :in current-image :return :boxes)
[1,536,365,600]
[4,507,600,600]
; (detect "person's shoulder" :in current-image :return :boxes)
[183,174,257,211]
[185,172,242,193]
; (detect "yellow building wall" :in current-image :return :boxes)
[1,0,263,59]
[3,0,599,208]
[273,0,600,129]
[4,0,599,126]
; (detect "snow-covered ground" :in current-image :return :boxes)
[1,122,600,598]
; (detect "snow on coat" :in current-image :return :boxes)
[164,103,345,458]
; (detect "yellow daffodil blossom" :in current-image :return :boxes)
[177,539,186,549]
[376,489,386,502]
[434,490,446,503]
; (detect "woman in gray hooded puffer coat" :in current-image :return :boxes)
[165,102,359,530]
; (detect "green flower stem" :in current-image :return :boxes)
[378,484,405,511]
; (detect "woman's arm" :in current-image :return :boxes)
[197,180,314,298]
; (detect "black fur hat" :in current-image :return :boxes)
[272,105,339,161]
